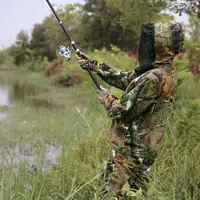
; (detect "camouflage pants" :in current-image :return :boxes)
[103,126,165,198]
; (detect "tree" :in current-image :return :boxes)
[81,0,127,50]
[105,0,167,50]
[106,0,166,30]
[167,1,200,41]
[31,23,54,61]
[81,0,168,51]
[167,0,200,17]
[30,4,84,61]
[15,31,29,48]
[9,31,33,66]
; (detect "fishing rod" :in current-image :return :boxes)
[45,0,101,90]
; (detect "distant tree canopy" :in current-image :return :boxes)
[9,31,33,66]
[82,0,167,51]
[5,0,178,66]
[31,4,84,61]
[106,0,166,29]
[167,0,200,17]
[167,1,200,64]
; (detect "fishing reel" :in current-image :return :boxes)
[59,45,71,61]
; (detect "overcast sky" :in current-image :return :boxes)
[0,0,83,49]
[0,0,189,49]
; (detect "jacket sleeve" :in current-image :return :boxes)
[96,63,136,91]
[106,72,164,120]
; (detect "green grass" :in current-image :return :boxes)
[174,55,189,71]
[0,69,109,199]
[0,58,199,199]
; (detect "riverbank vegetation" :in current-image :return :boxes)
[0,0,200,199]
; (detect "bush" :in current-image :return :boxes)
[185,39,200,63]
[174,54,189,71]
[89,45,137,71]
[54,69,82,87]
[32,57,49,72]
[44,56,64,76]
[188,61,200,75]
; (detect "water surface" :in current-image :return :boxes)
[0,81,62,171]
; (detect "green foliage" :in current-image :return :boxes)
[185,38,200,62]
[1,0,200,199]
[187,10,200,42]
[90,46,136,71]
[44,56,64,76]
[16,30,29,47]
[167,0,200,26]
[31,4,83,61]
[0,49,14,69]
[0,49,17,69]
[88,46,136,96]
[178,70,192,85]
[151,13,174,23]
[6,0,170,66]
[184,9,200,63]
[31,23,54,60]
[81,0,127,50]
[149,75,200,200]
[9,31,33,66]
[82,0,168,51]
[0,51,6,65]
[32,57,49,72]
[106,0,166,30]
[55,69,82,87]
[105,0,167,49]
[0,52,199,199]
[174,54,189,71]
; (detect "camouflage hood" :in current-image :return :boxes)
[135,22,184,76]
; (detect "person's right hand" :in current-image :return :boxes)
[77,57,98,72]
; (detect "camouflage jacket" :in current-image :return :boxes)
[96,62,178,163]
[94,22,184,197]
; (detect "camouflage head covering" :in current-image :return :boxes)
[154,22,184,65]
[135,22,184,76]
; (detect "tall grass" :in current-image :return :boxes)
[0,52,199,199]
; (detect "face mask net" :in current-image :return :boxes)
[135,23,155,76]
[135,22,184,76]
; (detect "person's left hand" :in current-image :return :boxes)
[77,57,98,72]
[97,86,118,109]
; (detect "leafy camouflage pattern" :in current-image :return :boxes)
[154,22,184,65]
[96,63,136,91]
[95,22,184,198]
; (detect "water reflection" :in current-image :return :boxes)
[9,80,39,103]
[0,143,62,172]
[0,81,62,171]
[0,80,39,106]
[0,85,11,119]
[0,85,11,105]
[0,80,56,109]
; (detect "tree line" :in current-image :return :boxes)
[1,0,200,67]
[1,0,168,66]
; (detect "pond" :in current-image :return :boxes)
[0,81,62,172]
[0,85,10,120]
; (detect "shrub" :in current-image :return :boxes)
[44,56,64,76]
[89,45,137,71]
[188,61,200,75]
[32,57,49,72]
[55,69,83,87]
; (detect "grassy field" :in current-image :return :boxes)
[0,69,110,199]
[0,55,199,200]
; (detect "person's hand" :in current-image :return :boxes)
[77,57,98,72]
[97,86,118,109]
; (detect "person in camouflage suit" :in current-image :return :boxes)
[77,22,184,198]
